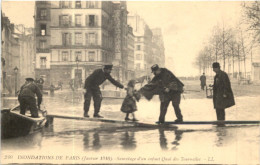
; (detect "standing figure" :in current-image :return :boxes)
[83,65,124,118]
[141,64,184,124]
[200,73,206,90]
[58,80,63,90]
[212,62,235,121]
[18,77,42,118]
[50,84,55,96]
[121,80,139,121]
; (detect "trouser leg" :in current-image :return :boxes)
[93,89,102,115]
[172,93,183,120]
[19,97,27,115]
[27,97,39,117]
[216,108,225,120]
[159,100,170,123]
[84,90,92,114]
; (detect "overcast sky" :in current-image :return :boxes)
[2,1,242,76]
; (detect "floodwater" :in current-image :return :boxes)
[1,89,260,164]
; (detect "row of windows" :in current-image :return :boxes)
[60,1,100,9]
[59,15,98,27]
[60,51,96,62]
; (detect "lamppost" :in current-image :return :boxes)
[14,66,18,96]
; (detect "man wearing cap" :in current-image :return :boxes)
[83,65,124,118]
[147,64,184,123]
[18,77,42,118]
[212,62,235,121]
[200,73,206,90]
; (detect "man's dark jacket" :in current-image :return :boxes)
[84,69,124,90]
[213,70,235,109]
[140,68,184,101]
[18,82,42,105]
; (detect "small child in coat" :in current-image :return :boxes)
[121,80,140,121]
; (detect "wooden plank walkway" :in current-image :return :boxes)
[46,114,177,128]
[46,114,260,127]
[157,121,260,125]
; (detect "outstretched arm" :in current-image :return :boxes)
[106,74,124,88]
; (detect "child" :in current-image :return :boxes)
[121,80,140,121]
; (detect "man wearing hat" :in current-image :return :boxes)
[18,77,42,118]
[146,64,184,123]
[212,62,235,121]
[83,64,124,118]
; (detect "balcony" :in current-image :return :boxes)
[37,48,50,53]
[51,61,104,66]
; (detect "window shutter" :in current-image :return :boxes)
[59,1,62,8]
[85,15,89,27]
[69,15,72,27]
[95,1,98,8]
[59,15,62,26]
[95,33,98,45]
[86,1,89,8]
[62,33,65,45]
[95,15,98,27]
[69,33,72,45]
[85,33,89,46]
[69,1,72,8]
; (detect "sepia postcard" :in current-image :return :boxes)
[1,0,260,164]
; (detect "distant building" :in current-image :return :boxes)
[152,28,165,67]
[35,1,131,86]
[127,25,135,80]
[128,13,154,78]
[1,14,20,95]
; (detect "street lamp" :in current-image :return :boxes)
[14,66,18,96]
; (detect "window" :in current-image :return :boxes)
[62,33,71,46]
[89,1,95,8]
[89,33,96,45]
[75,15,81,26]
[75,1,81,8]
[136,45,141,50]
[39,40,46,49]
[40,57,46,69]
[88,51,95,62]
[40,9,47,19]
[89,15,95,27]
[40,24,46,36]
[75,33,82,45]
[61,1,70,8]
[75,51,82,61]
[136,54,141,60]
[61,15,69,27]
[62,52,69,61]
[136,64,140,70]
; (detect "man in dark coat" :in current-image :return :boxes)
[18,77,42,118]
[212,62,235,121]
[83,65,124,118]
[141,64,184,123]
[200,73,206,90]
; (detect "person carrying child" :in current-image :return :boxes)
[121,80,140,121]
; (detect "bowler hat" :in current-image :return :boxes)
[151,64,160,73]
[104,64,113,70]
[26,77,34,81]
[212,62,220,68]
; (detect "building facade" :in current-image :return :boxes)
[152,28,165,67]
[35,1,133,86]
[127,25,135,80]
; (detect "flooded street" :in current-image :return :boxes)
[1,86,260,164]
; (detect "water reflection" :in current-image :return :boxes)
[120,131,136,150]
[159,128,183,151]
[1,131,43,150]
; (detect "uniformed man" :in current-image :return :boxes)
[83,65,124,118]
[18,77,42,118]
[200,73,206,90]
[212,62,235,121]
[149,64,184,123]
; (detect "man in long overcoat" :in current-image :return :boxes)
[212,62,235,121]
[200,73,206,90]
